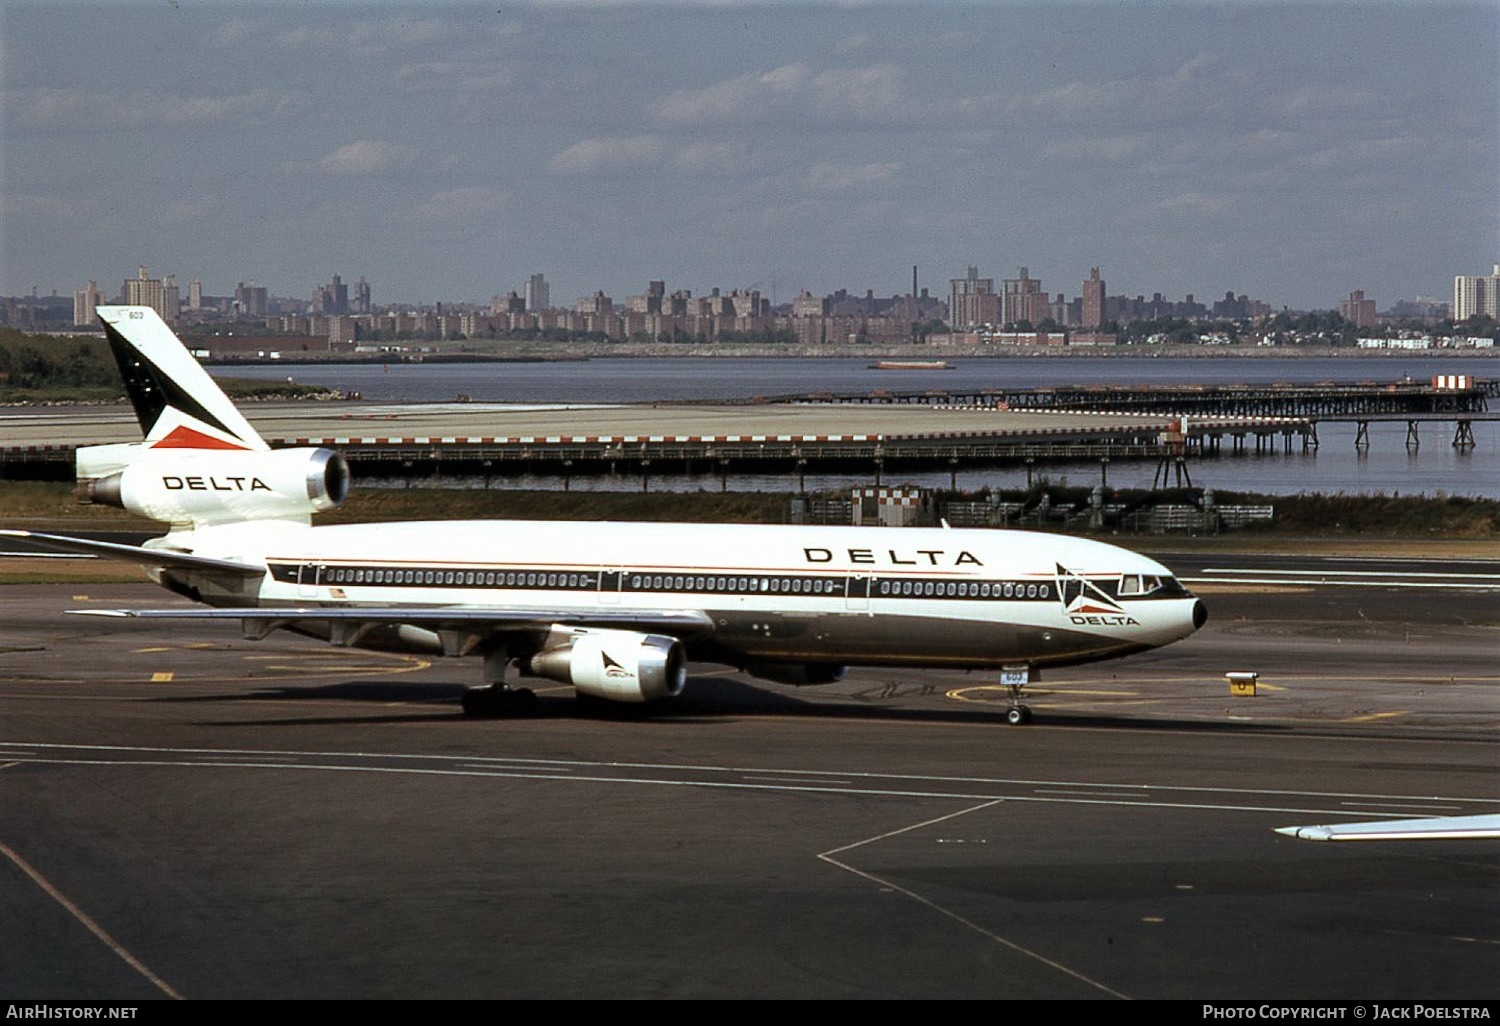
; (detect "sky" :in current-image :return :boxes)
[2,1,1496,312]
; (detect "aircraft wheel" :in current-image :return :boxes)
[462,687,499,718]
[1005,705,1033,726]
[462,686,538,718]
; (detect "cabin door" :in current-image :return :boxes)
[845,572,872,611]
[297,563,322,598]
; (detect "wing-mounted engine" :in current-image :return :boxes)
[744,663,847,686]
[522,625,686,703]
[77,446,350,527]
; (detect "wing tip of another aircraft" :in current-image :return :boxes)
[1274,814,1500,842]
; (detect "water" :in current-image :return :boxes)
[222,353,1488,404]
[217,355,1500,497]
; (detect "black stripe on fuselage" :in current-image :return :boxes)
[266,560,1186,604]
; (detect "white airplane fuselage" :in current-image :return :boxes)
[16,306,1206,718]
[170,517,1204,672]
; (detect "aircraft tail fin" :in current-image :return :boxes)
[78,307,349,529]
[95,306,268,452]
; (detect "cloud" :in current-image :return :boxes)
[651,61,912,126]
[1038,135,1149,162]
[162,197,219,225]
[318,140,416,176]
[1299,136,1414,172]
[5,84,294,133]
[1278,85,1378,118]
[160,90,275,126]
[0,192,88,221]
[394,59,515,97]
[276,18,455,58]
[203,18,266,49]
[804,161,902,191]
[413,187,508,222]
[1158,191,1232,215]
[549,135,663,174]
[671,141,749,175]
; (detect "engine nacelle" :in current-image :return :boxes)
[523,627,686,703]
[744,663,848,687]
[79,447,350,527]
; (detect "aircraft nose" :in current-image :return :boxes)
[1192,599,1208,631]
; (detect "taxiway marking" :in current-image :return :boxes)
[818,800,1130,999]
[3,741,1492,824]
[0,837,184,999]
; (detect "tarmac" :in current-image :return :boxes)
[0,399,1293,449]
[0,555,1496,999]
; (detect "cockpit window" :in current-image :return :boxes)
[1118,574,1191,598]
[1118,574,1166,596]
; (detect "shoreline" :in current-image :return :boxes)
[200,343,1500,365]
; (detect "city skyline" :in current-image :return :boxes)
[3,2,1495,310]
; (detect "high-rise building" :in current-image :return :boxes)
[1002,267,1048,327]
[948,267,999,329]
[353,276,372,314]
[235,282,268,317]
[315,274,349,315]
[1338,289,1378,329]
[1453,264,1500,321]
[122,266,176,323]
[161,275,179,322]
[73,280,105,326]
[188,279,203,310]
[1081,267,1106,329]
[525,273,550,312]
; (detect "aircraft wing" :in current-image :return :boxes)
[1274,814,1500,841]
[0,529,265,577]
[71,605,716,644]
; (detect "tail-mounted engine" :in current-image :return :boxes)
[77,446,350,527]
[522,626,687,703]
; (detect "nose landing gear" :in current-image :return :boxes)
[1001,664,1034,726]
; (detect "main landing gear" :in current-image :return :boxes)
[1001,665,1034,726]
[460,643,538,717]
[461,684,538,718]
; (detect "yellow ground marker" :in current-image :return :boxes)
[150,672,174,683]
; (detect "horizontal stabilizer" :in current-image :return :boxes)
[0,530,265,577]
[1275,813,1500,841]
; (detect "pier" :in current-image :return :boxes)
[0,378,1487,486]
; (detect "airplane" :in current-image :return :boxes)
[1,305,1206,724]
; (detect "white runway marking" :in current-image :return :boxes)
[4,741,1494,823]
[0,837,184,1000]
[1188,566,1500,591]
[1185,576,1500,590]
[818,800,1131,999]
[1205,568,1500,580]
